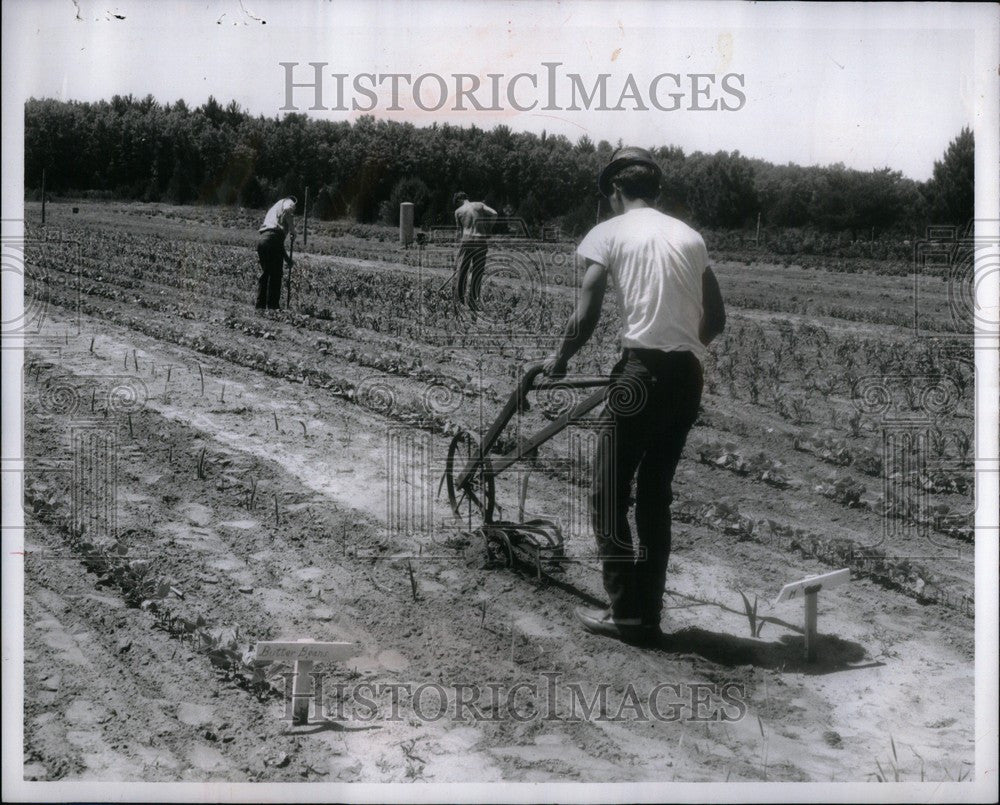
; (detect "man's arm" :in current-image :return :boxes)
[699,266,725,345]
[543,260,608,376]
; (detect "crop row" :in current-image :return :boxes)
[671,499,972,616]
[23,471,279,699]
[697,439,973,543]
[36,226,976,426]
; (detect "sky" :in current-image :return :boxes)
[3,0,996,181]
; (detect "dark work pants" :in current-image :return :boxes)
[591,349,703,625]
[256,231,285,309]
[455,241,488,311]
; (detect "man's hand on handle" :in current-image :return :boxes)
[542,353,567,378]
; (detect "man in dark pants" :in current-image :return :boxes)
[453,191,497,312]
[256,196,296,310]
[543,147,726,643]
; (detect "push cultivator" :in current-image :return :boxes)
[441,360,610,577]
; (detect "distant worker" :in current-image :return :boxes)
[543,147,726,644]
[453,192,498,312]
[256,196,296,310]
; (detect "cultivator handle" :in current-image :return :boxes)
[517,360,610,399]
[516,360,547,411]
[455,360,611,493]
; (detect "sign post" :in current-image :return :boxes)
[303,187,309,247]
[774,568,849,662]
[255,638,359,725]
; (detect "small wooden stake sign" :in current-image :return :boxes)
[774,568,850,662]
[255,638,359,724]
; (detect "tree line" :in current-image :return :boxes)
[24,95,973,238]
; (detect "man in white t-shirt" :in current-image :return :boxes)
[453,191,498,312]
[256,196,296,310]
[543,146,726,644]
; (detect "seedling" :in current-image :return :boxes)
[273,412,279,432]
[198,363,205,396]
[196,447,207,479]
[738,590,767,638]
[872,736,902,782]
[791,396,810,425]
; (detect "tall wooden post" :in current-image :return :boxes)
[399,202,414,247]
[303,187,309,246]
[41,169,46,225]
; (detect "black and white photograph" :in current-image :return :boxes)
[2,1,998,801]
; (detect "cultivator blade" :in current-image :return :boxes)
[477,518,566,579]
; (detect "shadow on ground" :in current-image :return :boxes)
[651,626,880,675]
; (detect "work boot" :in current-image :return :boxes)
[574,607,660,644]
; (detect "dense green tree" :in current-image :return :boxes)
[24,97,973,238]
[925,127,974,226]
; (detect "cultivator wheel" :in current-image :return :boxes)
[443,430,496,524]
[476,518,566,579]
[482,525,515,568]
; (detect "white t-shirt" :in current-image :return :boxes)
[576,207,707,360]
[259,198,296,235]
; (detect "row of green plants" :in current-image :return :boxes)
[23,470,278,698]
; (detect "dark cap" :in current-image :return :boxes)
[598,146,662,197]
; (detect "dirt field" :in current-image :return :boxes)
[18,201,975,783]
